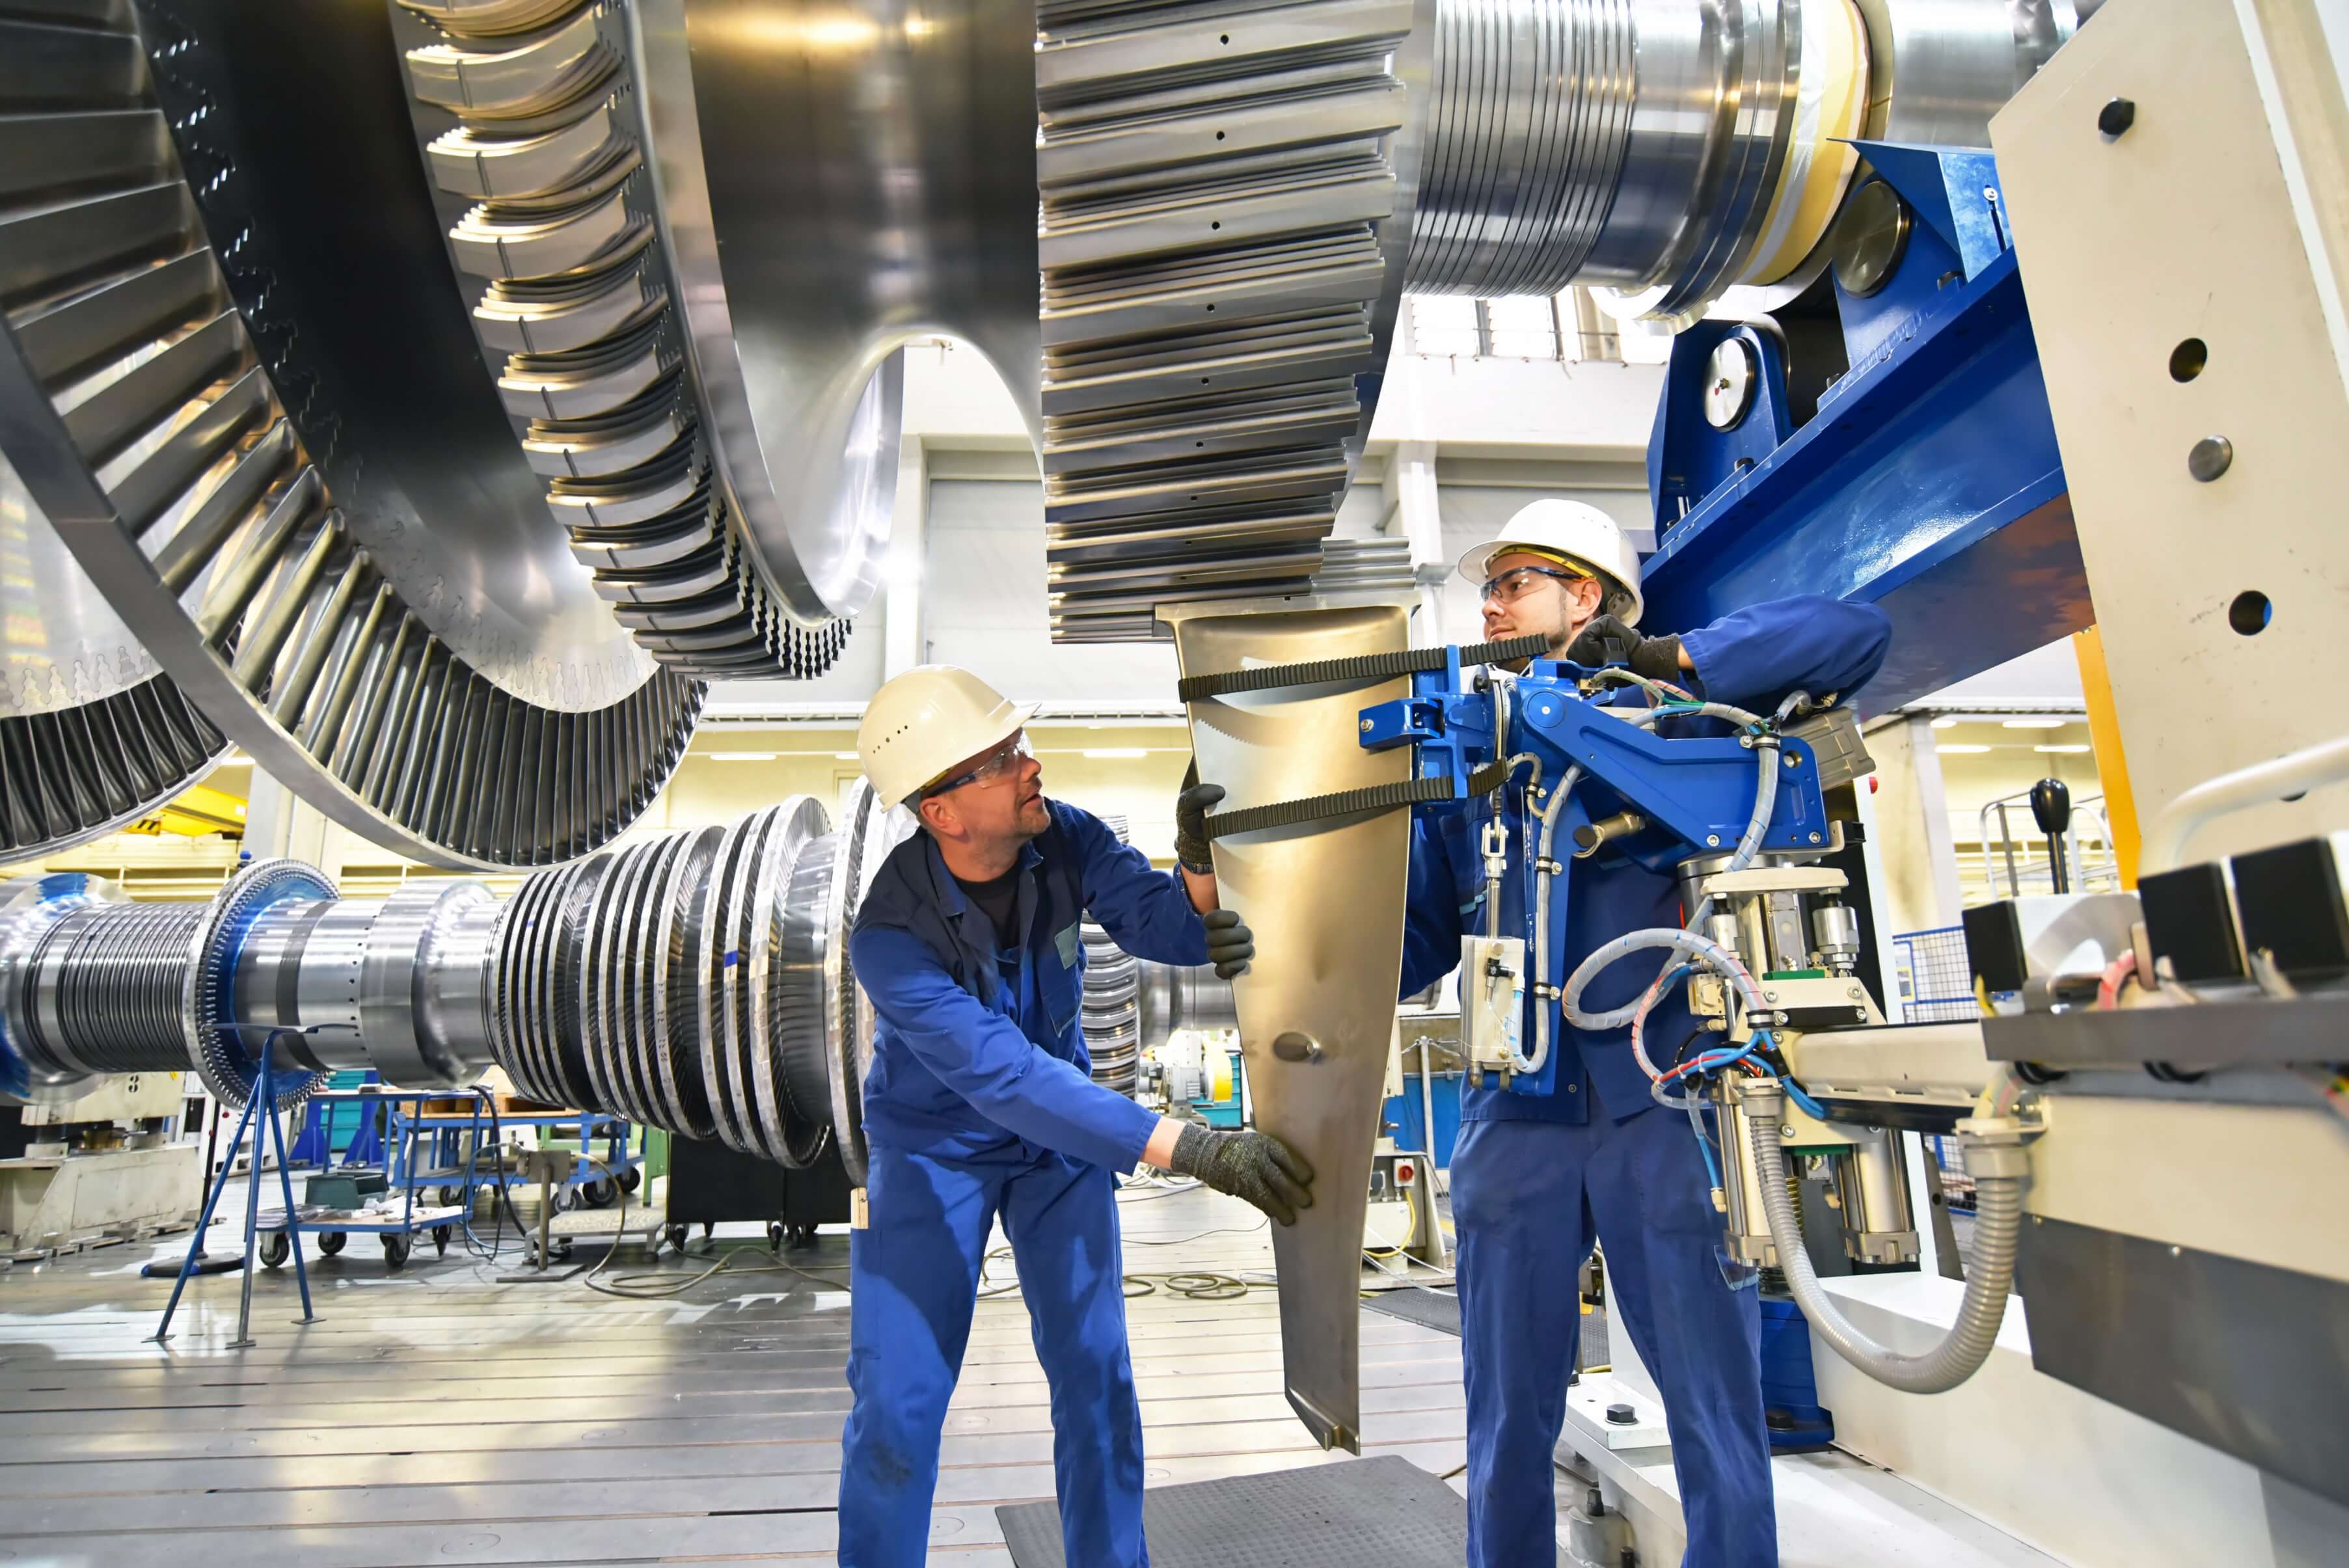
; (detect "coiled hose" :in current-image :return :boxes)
[1747,1087,2030,1393]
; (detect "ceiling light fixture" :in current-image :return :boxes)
[2001,718,2068,729]
[2034,744,2091,754]
[1936,744,1992,754]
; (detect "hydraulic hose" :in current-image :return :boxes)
[1745,1085,2032,1394]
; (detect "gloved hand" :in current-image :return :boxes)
[1202,907,1253,979]
[1566,614,1684,684]
[1169,1124,1314,1226]
[1173,763,1220,874]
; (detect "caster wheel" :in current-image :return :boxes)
[433,1225,452,1256]
[580,1176,617,1209]
[551,1183,578,1213]
[437,1185,462,1208]
[316,1231,346,1257]
[791,1223,817,1250]
[552,1238,575,1263]
[382,1235,412,1271]
[258,1231,290,1269]
[768,1221,786,1252]
[619,1167,642,1194]
[662,1223,688,1254]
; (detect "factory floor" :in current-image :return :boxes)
[0,1172,1480,1566]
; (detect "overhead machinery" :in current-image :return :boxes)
[5,0,2346,1560]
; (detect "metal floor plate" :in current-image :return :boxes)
[998,1453,1467,1567]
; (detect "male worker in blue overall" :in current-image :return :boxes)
[843,664,1314,1567]
[1402,500,1892,1567]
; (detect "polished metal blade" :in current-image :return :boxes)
[1162,591,1415,1453]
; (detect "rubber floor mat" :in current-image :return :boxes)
[1361,1285,1460,1336]
[998,1454,1467,1567]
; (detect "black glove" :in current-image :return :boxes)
[1169,1123,1314,1226]
[1566,614,1683,684]
[1202,907,1253,979]
[1174,763,1220,874]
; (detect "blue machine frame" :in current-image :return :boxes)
[1361,652,1830,1098]
[1639,143,2091,712]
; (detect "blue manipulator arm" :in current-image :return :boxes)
[1363,653,1832,1096]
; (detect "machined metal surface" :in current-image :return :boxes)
[1167,592,1419,1452]
[1035,0,1428,643]
[1985,992,2349,1071]
[0,3,705,869]
[2017,1212,2349,1510]
[387,0,862,676]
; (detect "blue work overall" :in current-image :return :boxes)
[1402,596,1892,1567]
[841,801,1208,1568]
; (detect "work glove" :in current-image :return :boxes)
[1566,614,1683,684]
[1169,1124,1315,1226]
[1173,763,1220,874]
[1202,907,1254,980]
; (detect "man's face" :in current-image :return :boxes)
[918,731,1050,848]
[1479,549,1604,650]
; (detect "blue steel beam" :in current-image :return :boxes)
[1640,157,2091,714]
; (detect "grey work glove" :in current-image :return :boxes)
[1566,614,1683,684]
[1202,906,1253,980]
[1173,763,1220,874]
[1169,1123,1314,1226]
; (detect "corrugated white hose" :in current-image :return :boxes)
[1746,1086,2030,1393]
[1514,766,1582,1074]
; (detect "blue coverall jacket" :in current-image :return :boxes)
[839,800,1208,1568]
[1402,595,1892,1568]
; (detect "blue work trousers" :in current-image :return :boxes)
[1452,1087,1776,1567]
[839,1141,1147,1567]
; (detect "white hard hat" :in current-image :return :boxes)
[858,665,1039,807]
[1456,498,1645,626]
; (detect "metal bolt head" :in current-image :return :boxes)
[1763,990,1779,1003]
[2169,1244,2182,1258]
[1359,718,1373,732]
[1784,753,1799,768]
[2098,96,2136,137]
[2188,435,2233,481]
[1782,1124,1798,1138]
[1705,834,1722,848]
[1808,831,1822,845]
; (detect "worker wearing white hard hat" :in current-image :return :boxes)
[837,664,1312,1568]
[1414,496,1898,1567]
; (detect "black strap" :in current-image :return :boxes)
[1204,759,1511,840]
[1176,632,1551,704]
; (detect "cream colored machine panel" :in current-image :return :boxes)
[1992,0,2349,858]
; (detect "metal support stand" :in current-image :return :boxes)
[150,1042,316,1344]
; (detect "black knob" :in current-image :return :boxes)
[1605,1401,1636,1425]
[2098,97,2136,137]
[2029,777,2072,835]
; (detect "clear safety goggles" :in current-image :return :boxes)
[1479,561,1591,604]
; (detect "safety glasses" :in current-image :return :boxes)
[1479,563,1589,604]
[923,731,1033,798]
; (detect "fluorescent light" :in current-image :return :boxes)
[1936,744,1992,754]
[710,751,778,762]
[1083,748,1148,759]
[2034,744,2091,754]
[834,752,859,761]
[2001,718,2067,729]
[1930,717,1959,729]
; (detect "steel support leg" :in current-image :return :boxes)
[150,1088,262,1342]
